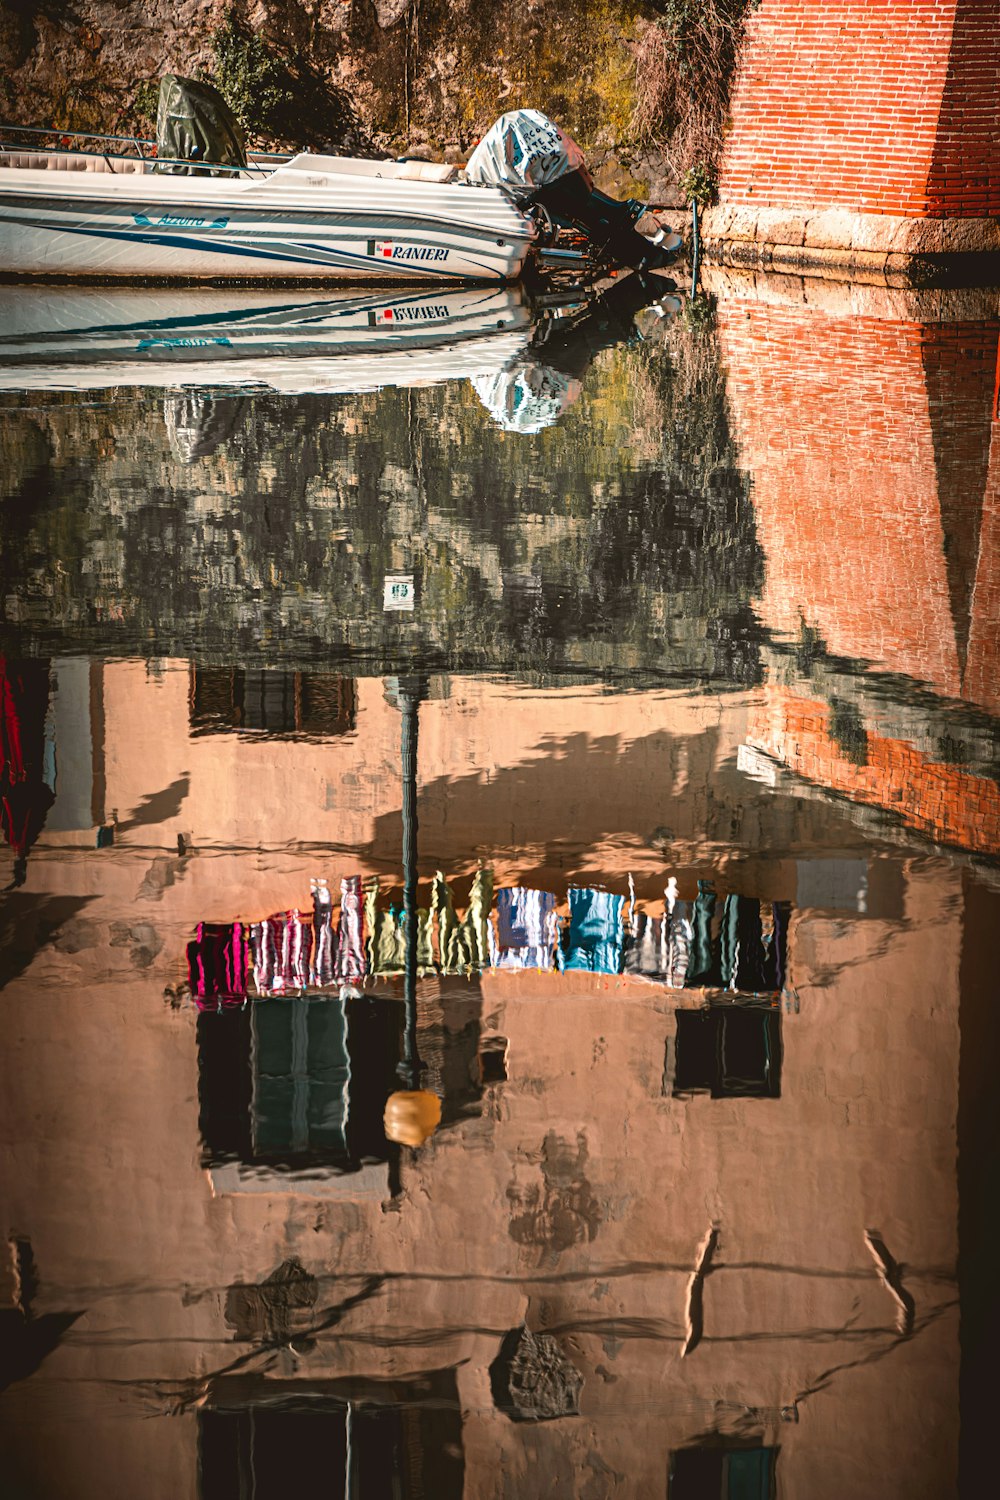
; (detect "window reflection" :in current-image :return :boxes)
[669,1445,777,1499]
[197,994,401,1174]
[190,668,358,737]
[199,1376,464,1500]
[673,1005,782,1099]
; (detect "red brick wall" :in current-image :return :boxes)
[721,0,1000,217]
[748,688,1000,856]
[716,296,1000,706]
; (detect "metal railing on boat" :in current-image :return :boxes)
[0,123,290,178]
[0,123,155,153]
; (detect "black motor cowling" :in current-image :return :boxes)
[531,170,679,272]
[465,109,680,272]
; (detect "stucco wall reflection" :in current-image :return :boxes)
[0,666,967,1499]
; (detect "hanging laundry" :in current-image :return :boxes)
[685,879,722,987]
[282,910,312,990]
[250,916,277,994]
[720,893,740,990]
[761,900,791,991]
[652,876,691,989]
[364,879,406,975]
[558,887,624,974]
[310,878,334,987]
[187,921,248,1006]
[434,869,494,973]
[364,877,434,976]
[623,909,669,979]
[336,875,367,980]
[250,910,312,995]
[494,886,559,971]
[623,878,667,981]
[666,899,693,990]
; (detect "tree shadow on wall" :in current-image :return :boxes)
[0,894,96,991]
[0,1238,83,1393]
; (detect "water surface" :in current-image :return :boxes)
[1,271,997,1499]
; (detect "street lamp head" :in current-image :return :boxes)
[383,1088,442,1147]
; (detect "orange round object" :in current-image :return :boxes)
[383,1089,442,1147]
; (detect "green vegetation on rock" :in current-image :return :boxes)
[633,0,759,187]
[210,9,294,135]
[133,79,160,126]
[0,1,755,198]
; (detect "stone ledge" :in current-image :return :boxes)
[700,205,1000,283]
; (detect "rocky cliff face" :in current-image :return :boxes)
[0,1,675,199]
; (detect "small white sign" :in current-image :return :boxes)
[383,573,415,612]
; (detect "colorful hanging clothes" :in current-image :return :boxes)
[250,910,312,994]
[685,879,722,988]
[666,900,692,989]
[558,887,624,974]
[433,869,494,973]
[187,921,248,1007]
[310,878,335,987]
[185,875,790,999]
[336,875,367,980]
[364,877,434,976]
[494,887,559,970]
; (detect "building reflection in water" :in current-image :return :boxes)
[0,272,996,1499]
[199,1368,465,1500]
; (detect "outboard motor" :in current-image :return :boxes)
[156,75,247,176]
[466,109,679,272]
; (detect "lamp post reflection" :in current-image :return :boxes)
[383,675,442,1149]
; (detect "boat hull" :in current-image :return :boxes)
[0,158,535,283]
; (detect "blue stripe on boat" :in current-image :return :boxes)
[14,215,507,280]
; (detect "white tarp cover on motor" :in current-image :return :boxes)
[465,110,589,190]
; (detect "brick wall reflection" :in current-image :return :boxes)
[716,277,1000,854]
[747,687,1000,856]
[964,409,1000,713]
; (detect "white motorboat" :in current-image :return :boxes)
[0,148,536,284]
[0,103,681,286]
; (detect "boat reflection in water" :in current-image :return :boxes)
[0,284,534,394]
[0,274,680,442]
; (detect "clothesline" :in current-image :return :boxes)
[187,872,790,1008]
